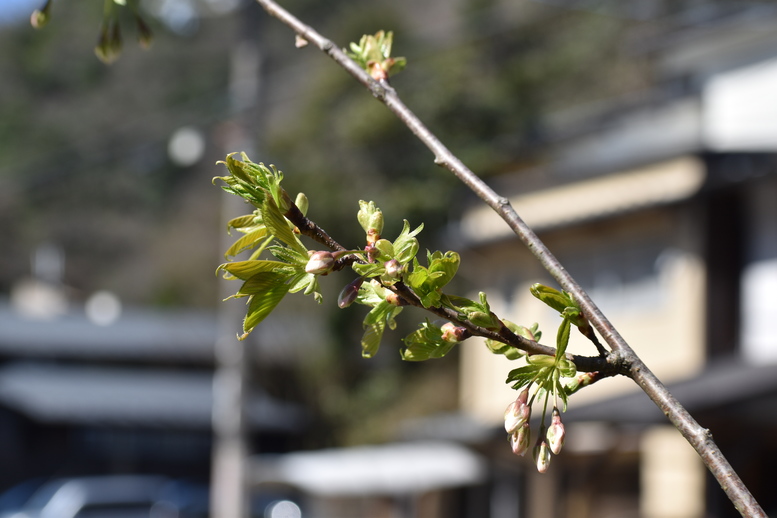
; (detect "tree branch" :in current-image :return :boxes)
[284,196,613,375]
[254,1,766,515]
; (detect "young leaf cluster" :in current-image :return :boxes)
[345,30,407,81]
[214,153,321,339]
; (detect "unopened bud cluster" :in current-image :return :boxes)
[504,388,566,473]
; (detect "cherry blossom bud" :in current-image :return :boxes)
[441,322,467,343]
[384,259,403,279]
[546,407,565,455]
[533,430,551,474]
[504,390,531,434]
[338,277,364,309]
[305,251,335,275]
[510,422,531,456]
[385,292,401,306]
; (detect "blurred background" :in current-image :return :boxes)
[1,0,777,517]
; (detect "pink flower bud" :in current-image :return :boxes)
[510,422,531,456]
[305,251,335,275]
[546,407,565,455]
[383,259,403,279]
[533,429,552,473]
[338,277,364,308]
[441,322,467,343]
[504,394,531,434]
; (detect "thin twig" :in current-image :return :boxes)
[253,1,766,516]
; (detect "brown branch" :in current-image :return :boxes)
[284,196,612,374]
[253,1,766,516]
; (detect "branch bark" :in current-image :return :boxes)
[253,1,766,516]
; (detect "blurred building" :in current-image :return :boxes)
[0,296,308,490]
[447,7,777,518]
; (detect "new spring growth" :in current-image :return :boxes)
[546,407,565,455]
[357,200,384,245]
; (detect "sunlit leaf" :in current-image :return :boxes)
[530,283,574,314]
[217,259,288,280]
[241,272,290,336]
[224,228,268,259]
[556,317,571,359]
[261,196,307,255]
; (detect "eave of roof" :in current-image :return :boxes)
[459,156,705,245]
[0,361,306,432]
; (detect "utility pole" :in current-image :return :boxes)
[211,5,263,518]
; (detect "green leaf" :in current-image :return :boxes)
[393,220,423,263]
[401,320,457,361]
[506,364,544,390]
[224,153,254,184]
[268,245,309,267]
[241,272,290,336]
[217,260,289,280]
[526,354,556,368]
[427,250,459,289]
[352,262,385,278]
[361,301,402,358]
[224,227,268,259]
[261,196,307,255]
[484,339,524,360]
[557,358,576,378]
[373,239,394,259]
[530,283,574,314]
[555,317,571,360]
[226,214,260,233]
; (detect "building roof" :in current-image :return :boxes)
[0,303,216,363]
[0,361,306,432]
[459,156,705,244]
[563,359,777,425]
[252,441,486,496]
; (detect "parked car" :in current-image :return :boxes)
[0,475,208,518]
